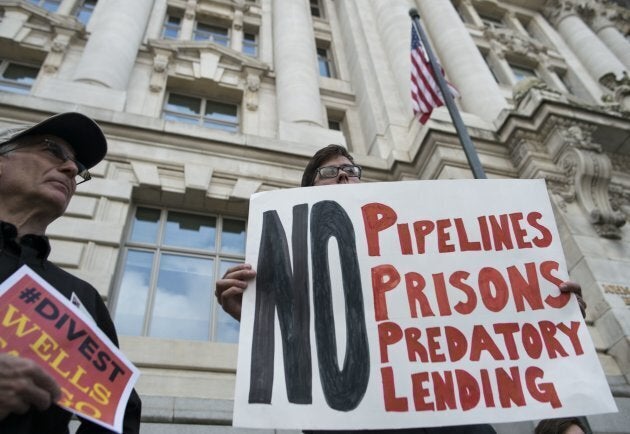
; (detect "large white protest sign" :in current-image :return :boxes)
[234,179,617,429]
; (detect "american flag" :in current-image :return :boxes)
[410,24,458,124]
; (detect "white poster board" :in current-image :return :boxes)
[234,179,617,429]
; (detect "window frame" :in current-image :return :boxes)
[162,10,183,40]
[310,0,325,19]
[316,44,336,79]
[478,12,506,29]
[112,206,246,343]
[163,92,240,133]
[243,31,258,57]
[73,0,97,25]
[193,20,230,46]
[508,62,538,83]
[26,0,61,12]
[0,60,39,95]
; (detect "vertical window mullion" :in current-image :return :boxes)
[210,216,224,340]
[199,98,206,126]
[142,210,168,336]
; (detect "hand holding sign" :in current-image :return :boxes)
[0,353,61,419]
[215,263,257,321]
[0,266,139,433]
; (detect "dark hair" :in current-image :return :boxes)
[535,417,586,434]
[300,144,354,187]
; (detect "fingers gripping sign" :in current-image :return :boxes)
[0,353,61,419]
[215,263,257,320]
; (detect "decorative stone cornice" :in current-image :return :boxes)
[512,77,564,105]
[484,27,547,60]
[507,130,545,171]
[609,152,630,173]
[546,120,627,238]
[244,67,261,111]
[543,0,580,26]
[43,28,77,73]
[599,72,630,113]
[610,6,630,35]
[185,0,196,20]
[609,183,630,222]
[148,39,269,71]
[149,48,173,93]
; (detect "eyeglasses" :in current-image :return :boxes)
[317,164,362,179]
[0,138,91,185]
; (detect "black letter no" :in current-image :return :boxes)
[311,200,369,411]
[248,205,312,404]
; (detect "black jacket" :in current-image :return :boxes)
[0,221,141,434]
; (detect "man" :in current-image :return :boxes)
[535,417,587,434]
[0,112,141,433]
[215,144,586,433]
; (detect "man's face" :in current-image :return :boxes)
[565,425,585,434]
[313,155,361,186]
[0,134,78,217]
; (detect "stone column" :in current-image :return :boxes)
[73,0,155,90]
[415,0,508,122]
[589,11,630,71]
[273,0,323,126]
[369,0,414,108]
[544,0,626,84]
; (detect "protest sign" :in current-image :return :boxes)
[0,265,139,433]
[233,179,617,429]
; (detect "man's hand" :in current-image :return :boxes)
[215,263,256,321]
[0,353,61,420]
[559,281,587,318]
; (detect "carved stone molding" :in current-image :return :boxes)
[599,72,630,113]
[545,174,576,212]
[508,130,545,169]
[150,49,173,93]
[244,68,261,111]
[609,184,630,221]
[185,0,196,20]
[609,152,630,173]
[543,0,580,26]
[484,27,547,60]
[550,123,626,238]
[43,30,73,73]
[513,77,564,105]
[609,7,630,35]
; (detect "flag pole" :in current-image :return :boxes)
[409,8,487,180]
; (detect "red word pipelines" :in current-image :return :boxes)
[362,203,552,256]
[372,260,569,320]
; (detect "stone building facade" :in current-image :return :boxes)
[0,0,628,432]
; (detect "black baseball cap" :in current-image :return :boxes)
[0,112,107,169]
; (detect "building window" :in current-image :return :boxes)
[193,21,230,46]
[113,207,245,343]
[317,46,336,78]
[0,60,38,94]
[164,93,239,133]
[162,12,182,39]
[73,0,97,25]
[328,120,341,131]
[26,0,61,12]
[509,63,537,82]
[479,13,505,29]
[243,32,258,57]
[310,0,324,18]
